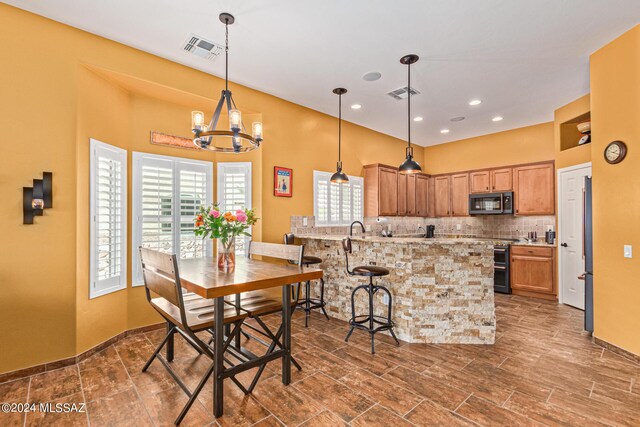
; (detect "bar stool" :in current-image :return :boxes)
[342,237,399,354]
[284,233,329,327]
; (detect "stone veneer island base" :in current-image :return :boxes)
[299,236,496,344]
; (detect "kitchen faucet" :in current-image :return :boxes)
[350,221,365,236]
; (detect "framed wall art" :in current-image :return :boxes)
[274,166,293,197]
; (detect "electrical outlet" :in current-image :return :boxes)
[365,225,372,232]
[456,224,462,231]
[302,217,308,226]
[624,245,633,258]
[382,293,389,304]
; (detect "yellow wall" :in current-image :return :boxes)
[590,25,640,355]
[0,4,418,373]
[421,122,554,175]
[554,94,592,169]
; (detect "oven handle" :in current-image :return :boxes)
[494,265,507,270]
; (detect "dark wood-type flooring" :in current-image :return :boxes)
[1,294,639,426]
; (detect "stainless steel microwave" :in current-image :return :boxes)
[469,192,514,215]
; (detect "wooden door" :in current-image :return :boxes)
[406,174,416,216]
[491,168,513,192]
[513,163,555,215]
[511,255,554,294]
[434,176,451,217]
[450,173,469,216]
[379,166,398,216]
[397,173,407,216]
[415,175,429,217]
[470,171,491,193]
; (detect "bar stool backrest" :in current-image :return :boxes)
[283,233,295,245]
[139,247,187,325]
[342,237,353,275]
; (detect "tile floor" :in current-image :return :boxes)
[1,294,639,426]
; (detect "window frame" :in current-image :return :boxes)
[217,162,252,255]
[313,170,364,227]
[89,138,128,299]
[131,152,213,286]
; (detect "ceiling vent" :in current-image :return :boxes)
[387,86,420,100]
[182,34,223,61]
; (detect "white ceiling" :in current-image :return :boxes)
[6,0,640,146]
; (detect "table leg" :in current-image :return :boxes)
[213,296,225,418]
[282,284,292,385]
[166,321,174,362]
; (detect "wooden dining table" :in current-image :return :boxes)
[176,256,323,418]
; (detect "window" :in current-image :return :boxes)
[90,139,127,299]
[313,171,363,226]
[217,162,252,255]
[132,152,212,285]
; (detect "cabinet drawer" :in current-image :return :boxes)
[511,246,553,257]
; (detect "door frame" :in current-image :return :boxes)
[557,162,592,306]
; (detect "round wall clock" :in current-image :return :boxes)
[604,140,627,164]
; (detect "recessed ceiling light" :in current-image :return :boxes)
[413,116,423,122]
[362,71,382,82]
[440,129,450,134]
[492,116,503,122]
[351,104,362,110]
[450,116,465,122]
[469,99,482,106]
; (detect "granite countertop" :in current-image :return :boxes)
[510,241,557,248]
[298,234,509,245]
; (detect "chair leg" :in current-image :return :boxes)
[174,363,214,425]
[142,325,175,372]
[345,326,355,342]
[304,281,311,328]
[166,321,175,362]
[389,328,400,346]
[319,278,330,320]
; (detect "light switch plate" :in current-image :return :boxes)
[624,245,633,258]
[456,224,462,231]
[365,225,372,232]
[302,217,308,226]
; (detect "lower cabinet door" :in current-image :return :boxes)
[510,255,554,294]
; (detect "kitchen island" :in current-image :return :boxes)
[299,235,497,344]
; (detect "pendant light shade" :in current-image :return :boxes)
[398,54,422,174]
[330,88,349,183]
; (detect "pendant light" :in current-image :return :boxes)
[398,54,422,174]
[191,13,263,153]
[330,88,349,183]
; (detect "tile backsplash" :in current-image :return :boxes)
[290,215,556,240]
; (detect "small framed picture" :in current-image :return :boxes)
[274,166,293,197]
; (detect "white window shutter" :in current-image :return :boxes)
[90,139,127,299]
[217,162,252,255]
[313,171,363,226]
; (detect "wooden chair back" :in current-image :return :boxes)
[248,241,304,265]
[139,247,183,309]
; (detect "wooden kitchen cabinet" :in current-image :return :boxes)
[397,173,407,216]
[513,162,555,215]
[415,174,429,217]
[364,164,398,217]
[511,246,556,300]
[491,168,513,191]
[450,173,469,216]
[470,171,491,193]
[406,174,416,216]
[434,175,451,217]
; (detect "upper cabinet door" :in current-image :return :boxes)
[434,175,451,217]
[491,168,513,192]
[470,171,491,193]
[378,166,399,216]
[513,163,555,215]
[451,173,470,216]
[415,174,429,217]
[397,173,407,216]
[406,174,416,216]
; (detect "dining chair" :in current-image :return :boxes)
[138,247,249,425]
[235,241,305,392]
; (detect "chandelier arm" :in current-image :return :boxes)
[205,93,227,145]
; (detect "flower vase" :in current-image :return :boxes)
[217,237,236,271]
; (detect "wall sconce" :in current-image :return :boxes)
[24,172,52,224]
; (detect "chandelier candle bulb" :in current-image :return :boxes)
[252,122,263,140]
[229,109,241,131]
[191,110,205,130]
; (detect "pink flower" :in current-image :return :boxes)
[236,211,248,223]
[210,209,221,218]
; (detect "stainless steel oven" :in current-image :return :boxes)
[469,192,514,215]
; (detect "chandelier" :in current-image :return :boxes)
[191,13,263,153]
